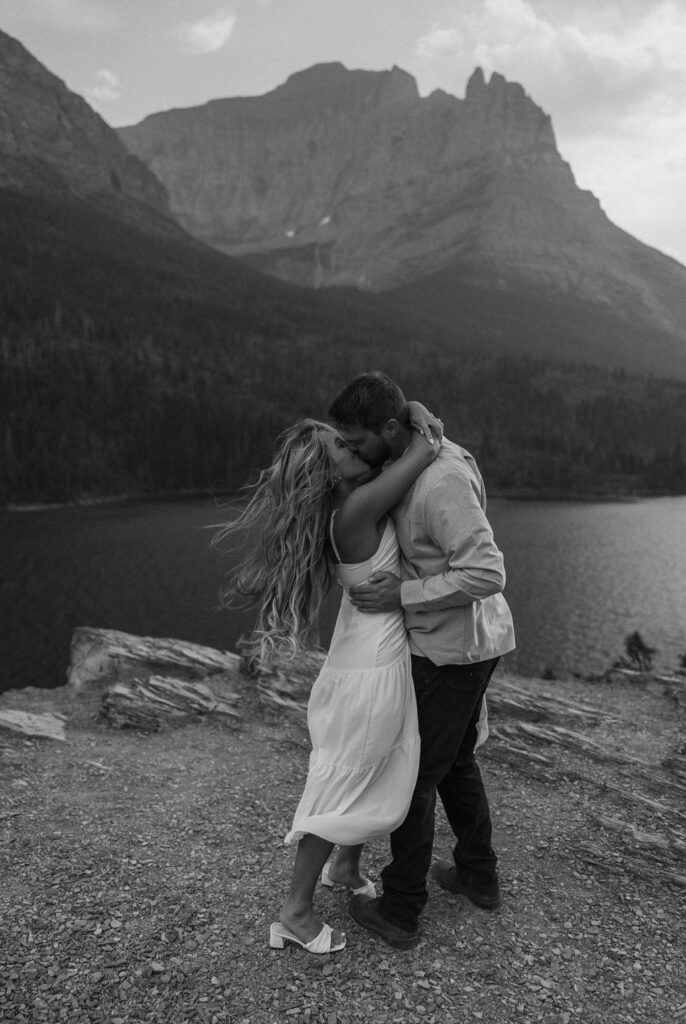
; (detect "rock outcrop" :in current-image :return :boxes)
[118,62,686,352]
[0,29,170,226]
[57,626,686,891]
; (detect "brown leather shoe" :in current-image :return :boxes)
[431,859,502,911]
[348,895,419,950]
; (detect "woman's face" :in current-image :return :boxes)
[319,425,369,481]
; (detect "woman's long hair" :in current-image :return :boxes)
[212,420,338,667]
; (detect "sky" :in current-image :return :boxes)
[2,0,685,265]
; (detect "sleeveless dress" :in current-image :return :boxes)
[284,517,420,846]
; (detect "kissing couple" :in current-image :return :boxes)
[215,371,515,952]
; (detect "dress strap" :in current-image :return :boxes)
[329,510,342,563]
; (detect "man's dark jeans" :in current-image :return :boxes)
[380,654,500,931]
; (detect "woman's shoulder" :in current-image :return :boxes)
[334,516,393,570]
[331,502,388,563]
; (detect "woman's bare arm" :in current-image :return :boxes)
[406,400,443,445]
[333,430,439,562]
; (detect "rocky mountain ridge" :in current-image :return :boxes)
[119,62,686,362]
[120,61,573,288]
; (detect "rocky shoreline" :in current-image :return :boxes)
[1,630,685,1023]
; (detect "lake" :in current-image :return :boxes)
[2,495,685,693]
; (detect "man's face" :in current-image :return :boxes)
[335,422,393,469]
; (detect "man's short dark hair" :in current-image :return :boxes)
[329,372,407,434]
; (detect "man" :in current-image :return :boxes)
[329,371,515,950]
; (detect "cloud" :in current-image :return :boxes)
[414,0,686,135]
[177,8,237,54]
[84,68,121,104]
[417,27,463,59]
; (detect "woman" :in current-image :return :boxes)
[214,406,440,954]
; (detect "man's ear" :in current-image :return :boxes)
[380,418,401,441]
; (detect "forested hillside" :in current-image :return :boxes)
[2,191,685,505]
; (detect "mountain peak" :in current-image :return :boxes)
[465,66,487,97]
[281,62,349,92]
[462,65,556,153]
[276,62,418,104]
[466,66,529,104]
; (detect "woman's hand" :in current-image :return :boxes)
[408,421,440,464]
[407,400,443,446]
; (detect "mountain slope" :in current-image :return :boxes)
[119,63,686,378]
[0,185,450,504]
[3,185,686,506]
[0,29,172,233]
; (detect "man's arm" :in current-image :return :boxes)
[349,467,506,614]
[399,472,506,612]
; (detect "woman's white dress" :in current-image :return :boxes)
[284,518,420,846]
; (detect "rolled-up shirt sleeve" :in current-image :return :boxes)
[399,472,506,612]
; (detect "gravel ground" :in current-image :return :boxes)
[1,673,685,1024]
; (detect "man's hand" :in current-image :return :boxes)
[349,572,402,612]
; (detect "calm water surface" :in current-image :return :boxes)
[2,495,685,692]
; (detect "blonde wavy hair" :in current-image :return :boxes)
[212,419,339,667]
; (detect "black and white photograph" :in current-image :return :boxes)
[1,1,685,1021]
